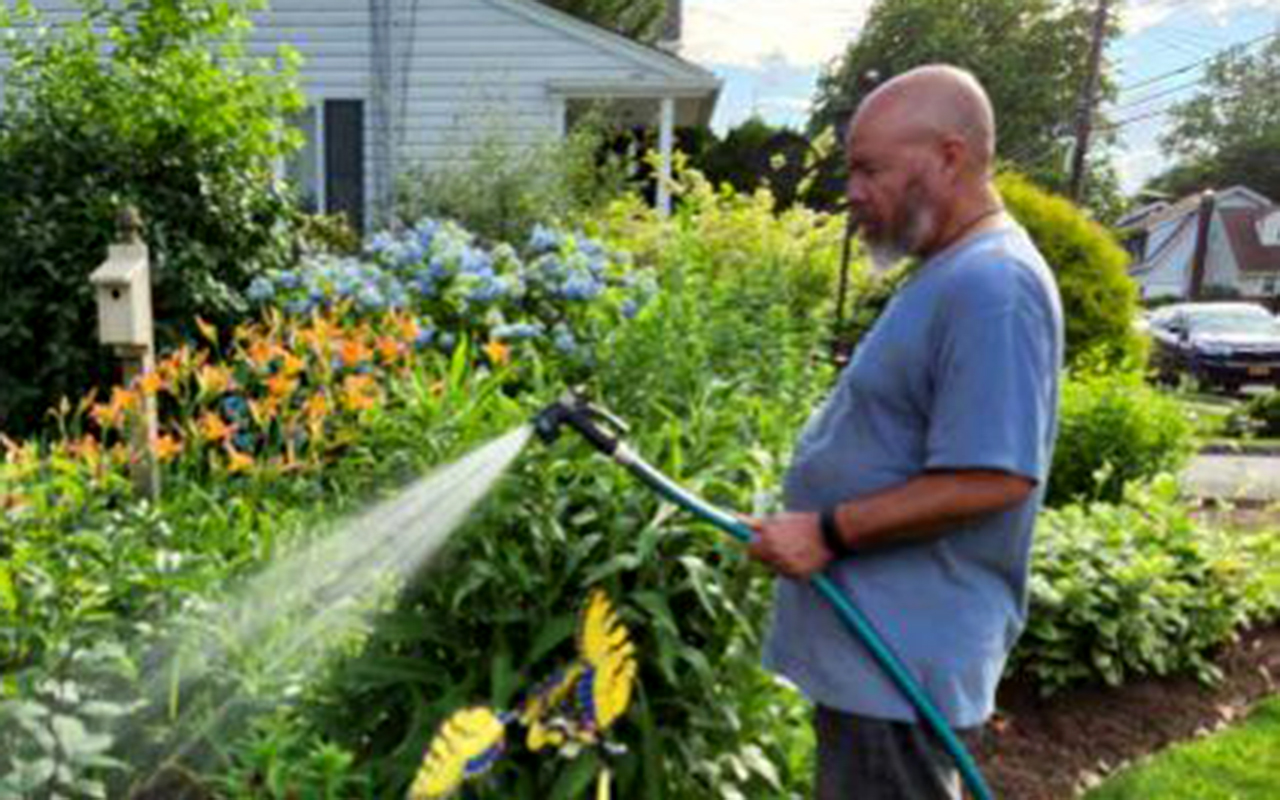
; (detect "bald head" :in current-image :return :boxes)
[843,65,1005,264]
[853,65,997,173]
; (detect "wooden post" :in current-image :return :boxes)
[91,207,161,502]
[1069,0,1111,203]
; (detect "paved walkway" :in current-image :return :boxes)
[1182,455,1280,503]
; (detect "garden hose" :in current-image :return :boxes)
[533,391,996,800]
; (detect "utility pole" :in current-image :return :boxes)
[1069,0,1111,203]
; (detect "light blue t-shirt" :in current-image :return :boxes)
[763,224,1064,728]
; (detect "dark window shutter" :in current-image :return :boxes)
[324,100,365,235]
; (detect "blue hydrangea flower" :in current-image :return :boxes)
[414,219,441,250]
[529,224,561,255]
[276,270,302,290]
[552,327,577,355]
[356,284,387,311]
[438,332,457,352]
[468,275,506,303]
[559,273,604,301]
[621,299,639,319]
[414,327,436,350]
[246,276,275,303]
[491,322,543,341]
[285,298,314,316]
[368,231,397,257]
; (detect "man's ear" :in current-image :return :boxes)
[938,135,968,182]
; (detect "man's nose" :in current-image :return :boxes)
[846,178,870,216]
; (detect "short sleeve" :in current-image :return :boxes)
[925,261,1058,482]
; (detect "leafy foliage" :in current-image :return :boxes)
[1014,478,1278,694]
[809,0,1121,211]
[997,172,1144,367]
[536,0,670,43]
[394,122,633,247]
[0,0,306,437]
[1235,391,1280,438]
[1150,36,1280,204]
[1048,367,1195,506]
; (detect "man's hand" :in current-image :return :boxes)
[746,512,833,580]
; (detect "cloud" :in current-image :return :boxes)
[1120,0,1276,34]
[682,0,873,70]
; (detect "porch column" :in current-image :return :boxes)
[657,96,675,217]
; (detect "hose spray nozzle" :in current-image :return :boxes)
[532,390,630,456]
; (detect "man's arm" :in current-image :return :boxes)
[747,470,1034,579]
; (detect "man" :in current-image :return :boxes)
[747,65,1064,799]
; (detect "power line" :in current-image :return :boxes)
[1118,29,1279,93]
[1112,77,1204,113]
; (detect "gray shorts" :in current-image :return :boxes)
[814,706,983,800]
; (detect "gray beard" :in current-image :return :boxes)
[867,202,936,274]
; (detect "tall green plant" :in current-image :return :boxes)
[0,0,305,436]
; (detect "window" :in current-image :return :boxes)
[282,100,365,234]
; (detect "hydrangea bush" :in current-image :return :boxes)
[246,219,657,366]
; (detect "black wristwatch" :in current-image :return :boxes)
[819,507,849,557]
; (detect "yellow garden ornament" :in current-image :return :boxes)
[576,589,637,735]
[409,590,638,798]
[408,707,508,800]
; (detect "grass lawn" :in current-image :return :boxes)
[1085,696,1280,799]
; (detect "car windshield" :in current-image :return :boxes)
[1187,310,1280,336]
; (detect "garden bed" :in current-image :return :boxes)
[976,624,1280,799]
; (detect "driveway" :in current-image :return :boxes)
[1182,454,1280,503]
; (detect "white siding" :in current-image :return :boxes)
[5,0,718,230]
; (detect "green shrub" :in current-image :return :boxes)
[393,117,632,246]
[997,172,1145,367]
[1014,478,1271,693]
[1239,391,1280,437]
[0,0,305,437]
[1048,367,1196,506]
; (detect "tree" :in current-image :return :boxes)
[810,0,1119,209]
[1148,36,1280,202]
[538,0,669,43]
[0,0,305,436]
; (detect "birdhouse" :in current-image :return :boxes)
[89,243,153,348]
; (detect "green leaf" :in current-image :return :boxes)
[548,753,600,800]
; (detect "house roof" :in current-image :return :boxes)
[493,0,722,92]
[1134,185,1275,231]
[1221,207,1280,275]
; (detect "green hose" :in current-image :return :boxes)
[614,445,996,800]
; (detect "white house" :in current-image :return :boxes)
[1,0,722,232]
[1119,186,1280,303]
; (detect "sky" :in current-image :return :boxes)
[679,0,1280,196]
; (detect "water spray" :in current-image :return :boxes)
[533,390,996,800]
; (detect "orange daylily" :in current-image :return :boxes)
[137,371,164,396]
[376,336,404,364]
[340,374,379,412]
[66,434,102,465]
[483,340,511,366]
[395,315,421,343]
[154,434,183,463]
[196,365,234,398]
[266,373,299,400]
[226,446,254,474]
[338,338,372,368]
[281,351,308,377]
[198,411,233,443]
[246,339,279,370]
[91,387,139,429]
[195,316,219,346]
[303,392,331,422]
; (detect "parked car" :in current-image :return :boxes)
[1148,302,1280,394]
